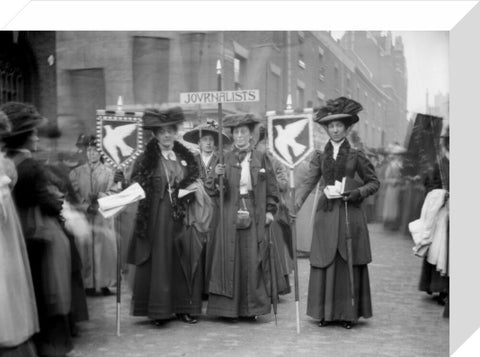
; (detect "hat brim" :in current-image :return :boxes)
[3,116,48,138]
[316,113,359,126]
[183,128,231,146]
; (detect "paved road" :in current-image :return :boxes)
[70,223,448,357]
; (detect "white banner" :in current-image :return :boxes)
[180,89,260,104]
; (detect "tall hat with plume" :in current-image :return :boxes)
[315,96,363,127]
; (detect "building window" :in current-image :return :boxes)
[298,59,306,69]
[0,63,24,103]
[296,86,305,108]
[318,46,325,61]
[267,71,281,111]
[133,36,170,104]
[69,68,106,130]
[234,55,247,90]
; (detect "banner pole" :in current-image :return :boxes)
[289,168,301,334]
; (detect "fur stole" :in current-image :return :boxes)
[132,138,200,242]
[323,139,351,185]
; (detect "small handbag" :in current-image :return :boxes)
[235,198,251,230]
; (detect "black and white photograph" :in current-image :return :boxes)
[0,1,474,356]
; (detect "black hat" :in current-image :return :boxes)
[223,113,260,130]
[143,106,185,130]
[0,102,47,138]
[183,119,231,146]
[76,133,97,148]
[315,97,362,127]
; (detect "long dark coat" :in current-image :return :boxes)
[296,147,379,268]
[207,149,279,300]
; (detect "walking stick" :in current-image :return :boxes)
[114,214,122,336]
[289,168,301,334]
[268,224,278,326]
[344,201,355,308]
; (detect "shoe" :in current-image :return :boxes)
[152,319,168,326]
[179,314,198,324]
[101,287,114,296]
[242,316,257,322]
[220,317,239,323]
[318,319,328,327]
[342,321,353,329]
[85,288,98,296]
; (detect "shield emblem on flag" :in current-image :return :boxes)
[96,110,144,169]
[267,112,314,168]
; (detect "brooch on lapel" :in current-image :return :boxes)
[259,168,266,180]
[180,160,187,166]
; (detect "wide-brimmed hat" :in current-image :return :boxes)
[143,106,185,130]
[183,119,231,146]
[0,102,47,137]
[223,113,260,130]
[315,97,362,127]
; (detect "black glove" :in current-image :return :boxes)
[114,170,125,185]
[342,189,362,203]
[87,201,99,216]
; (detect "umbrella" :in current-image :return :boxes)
[174,224,204,296]
[268,224,279,325]
[344,201,355,308]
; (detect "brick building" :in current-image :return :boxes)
[0,31,408,151]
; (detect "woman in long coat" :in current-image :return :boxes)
[207,114,279,320]
[69,136,117,295]
[2,102,73,356]
[296,97,379,329]
[182,121,231,296]
[0,110,39,357]
[128,107,202,325]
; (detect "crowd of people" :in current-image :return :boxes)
[0,96,448,356]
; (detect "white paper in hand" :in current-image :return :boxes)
[323,180,343,199]
[98,183,145,218]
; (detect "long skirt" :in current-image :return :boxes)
[207,198,271,318]
[0,339,37,357]
[419,259,448,293]
[307,253,372,322]
[78,214,117,290]
[0,187,38,351]
[130,198,203,320]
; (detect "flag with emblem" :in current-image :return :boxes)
[267,111,314,169]
[96,109,144,170]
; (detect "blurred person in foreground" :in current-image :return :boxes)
[417,125,449,314]
[0,109,39,357]
[2,102,73,357]
[295,97,379,329]
[207,113,279,321]
[69,135,118,296]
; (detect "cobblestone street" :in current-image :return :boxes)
[70,223,448,357]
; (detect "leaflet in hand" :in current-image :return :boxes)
[324,180,343,199]
[98,182,145,218]
[323,177,361,199]
[178,187,198,199]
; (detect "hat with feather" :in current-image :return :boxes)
[315,96,363,127]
